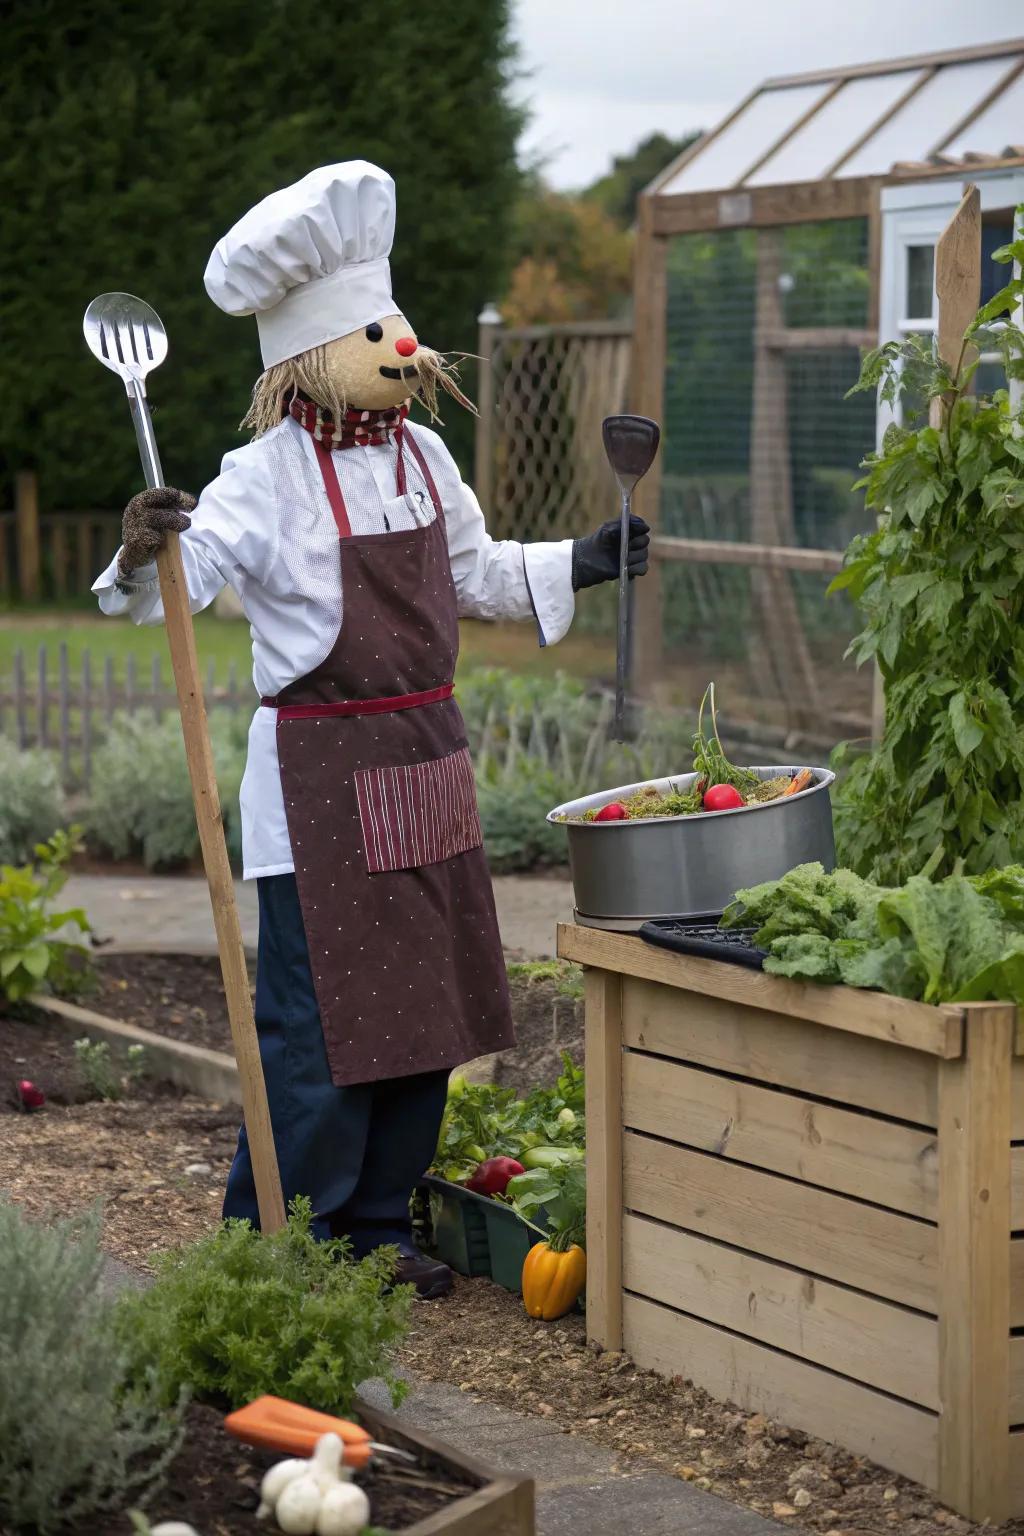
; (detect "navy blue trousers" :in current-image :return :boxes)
[223,873,449,1252]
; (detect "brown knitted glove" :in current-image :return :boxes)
[118,487,196,578]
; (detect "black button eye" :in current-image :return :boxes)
[365,323,384,342]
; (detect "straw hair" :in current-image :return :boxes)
[240,343,477,437]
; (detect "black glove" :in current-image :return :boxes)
[118,486,195,578]
[571,514,650,592]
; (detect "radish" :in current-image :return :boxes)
[703,783,745,812]
[593,801,629,822]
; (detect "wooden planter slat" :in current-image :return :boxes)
[621,975,940,1126]
[622,1051,939,1219]
[563,924,1023,1521]
[621,1294,939,1489]
[355,1399,534,1535]
[624,1133,937,1311]
[623,1212,938,1407]
[559,926,963,1056]
[1013,1338,1024,1419]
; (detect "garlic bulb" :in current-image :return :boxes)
[275,1475,323,1536]
[258,1457,311,1518]
[315,1482,371,1536]
[261,1433,368,1535]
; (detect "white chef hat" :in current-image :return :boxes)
[204,161,398,369]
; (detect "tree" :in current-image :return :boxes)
[498,133,699,326]
[584,131,699,226]
[0,0,523,509]
[502,179,633,325]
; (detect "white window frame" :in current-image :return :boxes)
[877,172,1024,446]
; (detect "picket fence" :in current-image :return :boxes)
[0,643,255,788]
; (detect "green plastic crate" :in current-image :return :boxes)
[422,1175,544,1292]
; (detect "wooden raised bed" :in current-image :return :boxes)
[357,1398,535,1535]
[558,923,1024,1524]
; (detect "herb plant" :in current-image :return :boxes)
[830,220,1024,881]
[0,1201,182,1535]
[115,1197,411,1415]
[506,1160,586,1252]
[0,828,91,1002]
[74,1038,147,1101]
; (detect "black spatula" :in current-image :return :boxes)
[602,414,661,740]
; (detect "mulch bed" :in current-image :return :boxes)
[89,952,583,1091]
[5,999,1021,1536]
[41,1400,477,1535]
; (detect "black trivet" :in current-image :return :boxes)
[639,919,767,969]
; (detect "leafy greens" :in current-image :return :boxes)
[722,861,1024,1006]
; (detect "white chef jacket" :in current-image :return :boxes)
[93,415,575,879]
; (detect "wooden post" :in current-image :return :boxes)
[156,533,286,1235]
[82,650,92,788]
[37,645,48,749]
[15,471,40,604]
[473,304,501,518]
[58,642,70,785]
[584,964,624,1351]
[929,185,982,430]
[630,196,667,697]
[52,518,69,600]
[936,1003,1013,1521]
[749,229,822,728]
[13,649,27,748]
[76,518,92,598]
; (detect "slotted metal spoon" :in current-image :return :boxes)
[82,292,167,489]
[602,414,661,740]
[82,290,286,1235]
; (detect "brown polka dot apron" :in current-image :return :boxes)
[263,425,514,1087]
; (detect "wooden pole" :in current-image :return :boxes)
[155,535,286,1234]
[473,304,501,518]
[929,185,982,430]
[936,1004,1012,1521]
[629,196,667,697]
[15,471,40,604]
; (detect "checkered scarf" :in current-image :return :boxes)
[288,395,410,450]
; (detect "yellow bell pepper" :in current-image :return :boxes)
[521,1240,587,1320]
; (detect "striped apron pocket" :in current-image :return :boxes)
[355,747,484,874]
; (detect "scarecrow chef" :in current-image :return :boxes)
[94,162,649,1297]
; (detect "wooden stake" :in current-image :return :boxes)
[155,534,285,1233]
[929,185,982,430]
[936,1003,1012,1521]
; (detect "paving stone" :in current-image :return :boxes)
[537,1473,787,1535]
[61,873,572,960]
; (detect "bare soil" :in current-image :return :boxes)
[89,952,584,1091]
[1,1399,477,1536]
[3,1006,1020,1536]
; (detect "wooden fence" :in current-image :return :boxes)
[0,471,121,603]
[1,643,254,787]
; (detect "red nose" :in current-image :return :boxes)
[395,336,418,357]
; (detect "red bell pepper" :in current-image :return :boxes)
[465,1156,525,1197]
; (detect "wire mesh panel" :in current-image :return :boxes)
[487,322,631,542]
[657,219,877,749]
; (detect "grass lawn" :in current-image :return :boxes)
[0,602,615,689]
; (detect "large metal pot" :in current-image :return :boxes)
[548,766,836,929]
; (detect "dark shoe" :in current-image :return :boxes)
[395,1249,453,1300]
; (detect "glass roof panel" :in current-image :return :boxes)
[840,58,1015,178]
[661,82,832,194]
[942,64,1024,159]
[746,70,924,187]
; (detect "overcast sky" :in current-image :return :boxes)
[512,0,1024,189]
